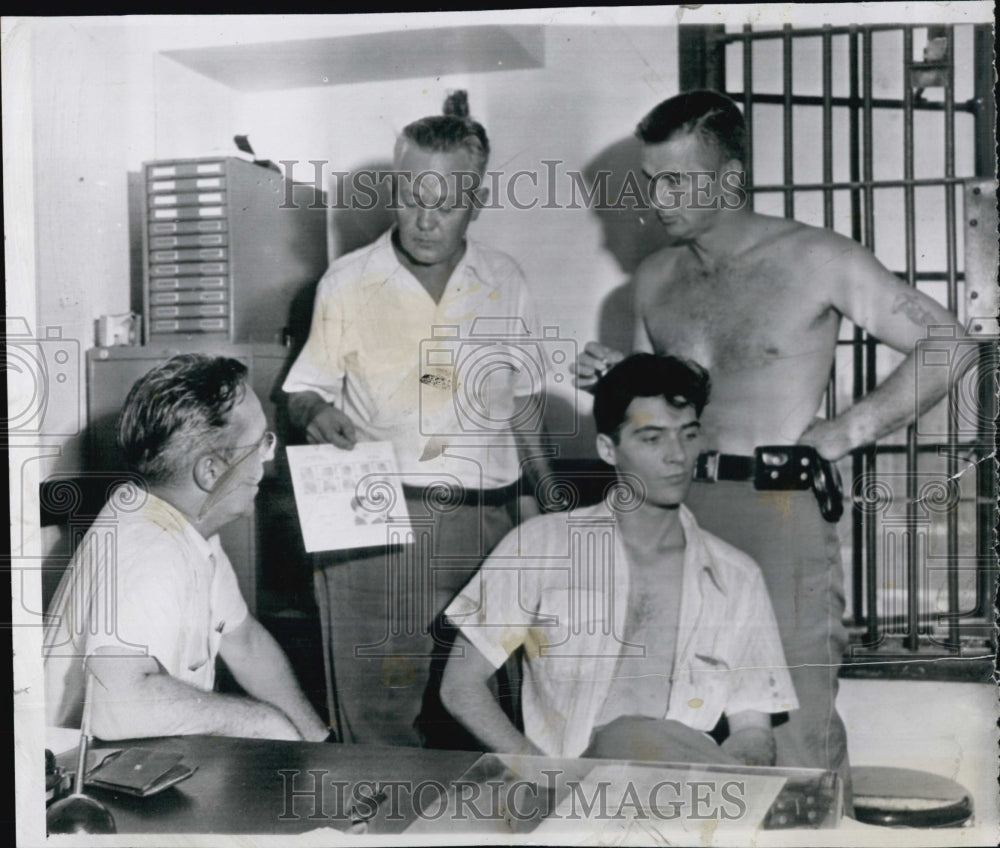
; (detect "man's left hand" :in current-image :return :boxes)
[798,419,853,462]
[720,727,776,767]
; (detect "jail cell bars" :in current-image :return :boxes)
[686,23,996,678]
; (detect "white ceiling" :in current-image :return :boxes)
[161,25,546,92]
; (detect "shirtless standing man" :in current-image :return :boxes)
[574,91,959,799]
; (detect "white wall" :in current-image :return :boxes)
[229,24,680,455]
[27,19,681,469]
[26,15,986,474]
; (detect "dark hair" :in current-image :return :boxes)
[118,354,249,485]
[636,90,746,165]
[593,353,711,441]
[396,89,490,174]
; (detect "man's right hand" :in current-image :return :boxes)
[305,403,357,449]
[572,342,625,391]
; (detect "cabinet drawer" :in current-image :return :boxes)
[148,176,225,193]
[151,303,228,319]
[148,219,228,235]
[149,233,228,249]
[151,205,225,220]
[149,191,225,208]
[149,262,228,277]
[150,247,228,263]
[148,161,224,179]
[149,276,227,292]
[150,289,228,305]
[150,317,229,333]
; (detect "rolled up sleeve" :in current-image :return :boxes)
[282,277,345,404]
[444,529,540,671]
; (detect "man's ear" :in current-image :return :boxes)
[721,158,745,184]
[470,185,489,221]
[192,453,222,493]
[596,433,618,467]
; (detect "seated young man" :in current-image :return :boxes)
[440,353,797,764]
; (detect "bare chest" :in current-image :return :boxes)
[624,555,685,654]
[643,253,831,373]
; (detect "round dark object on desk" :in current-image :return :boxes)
[851,766,973,828]
[46,794,117,834]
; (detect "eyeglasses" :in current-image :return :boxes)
[197,430,277,519]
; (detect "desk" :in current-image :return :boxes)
[57,736,841,836]
[65,736,478,835]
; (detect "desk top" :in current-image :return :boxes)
[58,735,840,836]
[75,735,479,835]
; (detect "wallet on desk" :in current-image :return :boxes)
[85,747,197,797]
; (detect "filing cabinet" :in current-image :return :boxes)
[141,157,327,344]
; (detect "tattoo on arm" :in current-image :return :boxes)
[890,291,938,327]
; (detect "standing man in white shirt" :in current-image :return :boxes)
[441,354,797,764]
[283,91,549,747]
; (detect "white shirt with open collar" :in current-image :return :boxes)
[445,500,799,758]
[283,227,540,490]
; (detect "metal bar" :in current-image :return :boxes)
[737,91,978,113]
[679,25,728,91]
[973,25,998,179]
[747,175,970,192]
[821,28,835,230]
[942,26,961,651]
[822,27,836,421]
[902,26,920,652]
[888,270,967,281]
[742,25,754,207]
[782,26,794,218]
[862,26,880,648]
[976,340,998,618]
[972,24,998,625]
[849,26,866,629]
[714,23,964,41]
[845,442,988,455]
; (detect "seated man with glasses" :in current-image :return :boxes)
[44,354,329,742]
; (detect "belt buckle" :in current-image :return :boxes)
[695,451,721,482]
[754,445,815,491]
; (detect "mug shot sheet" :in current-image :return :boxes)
[287,442,410,552]
[7,4,998,848]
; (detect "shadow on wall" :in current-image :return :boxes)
[582,135,678,356]
[283,160,395,362]
[535,135,681,466]
[541,390,598,468]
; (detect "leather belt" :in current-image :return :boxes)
[401,480,519,508]
[694,452,756,483]
[694,447,844,523]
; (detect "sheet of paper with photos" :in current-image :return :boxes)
[286,442,412,552]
